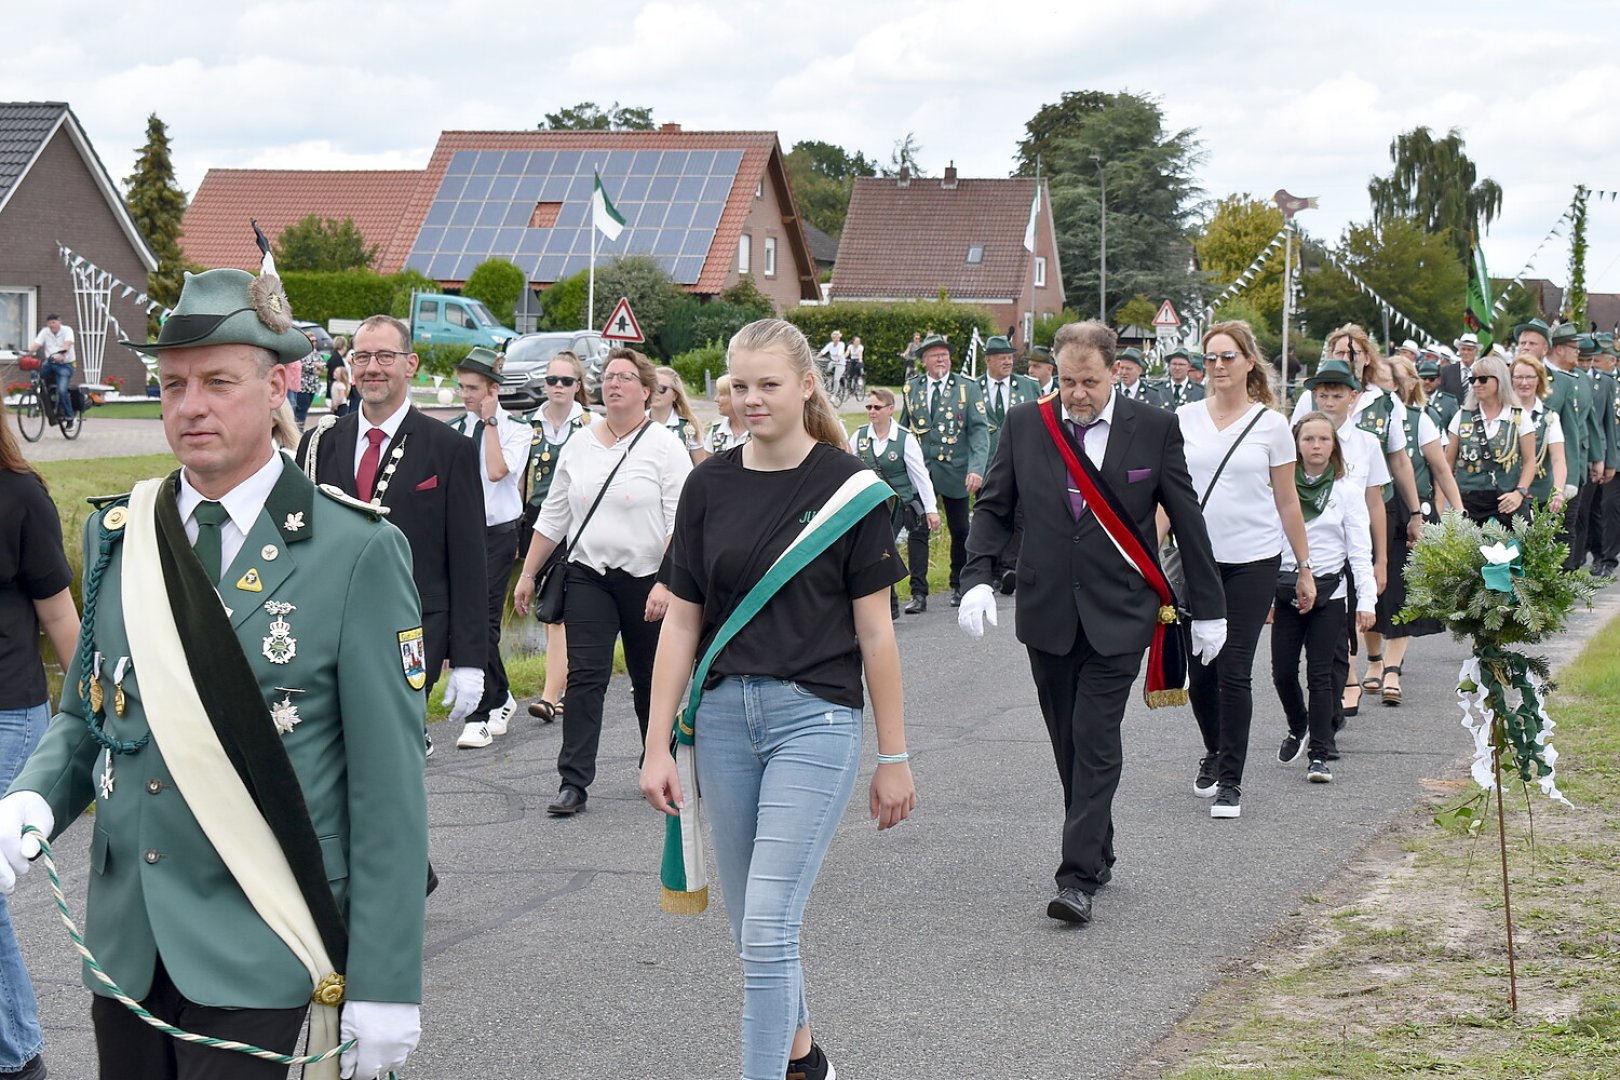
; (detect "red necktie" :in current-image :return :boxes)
[357,428,388,501]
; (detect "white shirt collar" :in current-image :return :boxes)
[177,448,284,535]
[359,396,412,444]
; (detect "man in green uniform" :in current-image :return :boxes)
[1160,346,1205,409]
[1028,345,1057,396]
[1595,333,1620,576]
[1526,320,1598,568]
[898,333,990,607]
[1112,347,1164,407]
[1419,358,1459,430]
[1577,333,1619,573]
[974,335,1041,593]
[0,266,428,1080]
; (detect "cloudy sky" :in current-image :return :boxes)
[11,0,1620,292]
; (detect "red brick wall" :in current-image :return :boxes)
[0,126,153,396]
[728,167,813,313]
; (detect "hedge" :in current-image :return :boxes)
[784,300,1000,386]
[281,269,441,329]
[669,340,728,388]
[659,297,771,358]
[463,259,525,327]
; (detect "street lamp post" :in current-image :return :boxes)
[1091,154,1107,322]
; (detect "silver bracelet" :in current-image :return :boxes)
[876,751,910,765]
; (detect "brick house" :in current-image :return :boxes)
[0,102,156,394]
[182,126,819,312]
[830,167,1065,344]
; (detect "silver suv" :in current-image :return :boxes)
[499,331,610,409]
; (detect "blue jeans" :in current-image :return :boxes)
[695,677,861,1080]
[0,703,46,1069]
[40,361,73,419]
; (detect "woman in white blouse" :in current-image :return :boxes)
[1271,413,1376,784]
[848,386,939,617]
[1509,353,1568,514]
[1174,320,1313,820]
[514,348,693,816]
[1444,353,1538,528]
[705,374,751,453]
[652,366,708,466]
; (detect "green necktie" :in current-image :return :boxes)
[192,500,230,586]
[993,382,1006,421]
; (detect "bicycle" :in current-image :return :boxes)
[13,352,85,442]
[818,359,850,407]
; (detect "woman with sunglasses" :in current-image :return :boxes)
[1444,354,1539,527]
[521,350,593,722]
[652,366,709,466]
[1509,353,1569,517]
[849,386,939,619]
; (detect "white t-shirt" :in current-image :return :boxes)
[1528,404,1563,446]
[1281,475,1376,608]
[1177,401,1296,563]
[32,324,75,365]
[448,409,531,526]
[535,421,692,577]
[1336,421,1390,489]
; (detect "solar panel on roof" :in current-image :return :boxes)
[407,142,744,285]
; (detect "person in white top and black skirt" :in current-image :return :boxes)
[513,349,693,815]
[848,386,939,618]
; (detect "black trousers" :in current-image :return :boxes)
[1603,478,1620,564]
[1588,481,1607,561]
[1461,489,1520,529]
[902,505,931,598]
[1027,621,1142,895]
[1189,556,1279,789]
[469,520,519,723]
[940,494,971,591]
[1272,594,1347,760]
[422,606,450,699]
[93,957,305,1080]
[1564,481,1596,570]
[558,564,661,792]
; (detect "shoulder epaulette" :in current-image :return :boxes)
[317,483,390,520]
[85,492,131,511]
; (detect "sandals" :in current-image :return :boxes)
[1382,665,1403,707]
[1360,653,1385,692]
[1342,683,1362,718]
[527,699,559,723]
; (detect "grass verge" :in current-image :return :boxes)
[1150,613,1620,1080]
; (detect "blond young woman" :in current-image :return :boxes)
[651,366,708,465]
[1509,353,1568,514]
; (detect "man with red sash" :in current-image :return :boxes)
[958,319,1227,926]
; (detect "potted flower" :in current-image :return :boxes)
[106,374,126,397]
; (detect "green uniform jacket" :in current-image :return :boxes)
[898,372,990,499]
[975,373,1042,458]
[1429,389,1460,433]
[1158,379,1206,409]
[1594,370,1620,469]
[1543,367,1591,474]
[11,466,428,1009]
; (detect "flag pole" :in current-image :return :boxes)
[588,225,597,332]
[1281,219,1293,398]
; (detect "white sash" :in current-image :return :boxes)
[122,479,340,1079]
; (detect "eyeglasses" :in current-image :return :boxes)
[1469,375,1495,385]
[656,385,674,395]
[1204,351,1241,365]
[349,350,410,367]
[544,376,577,387]
[602,371,641,384]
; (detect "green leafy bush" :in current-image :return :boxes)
[462,259,526,327]
[538,271,589,332]
[282,269,442,328]
[1033,309,1080,347]
[659,297,771,358]
[389,270,439,320]
[785,300,999,386]
[413,344,470,379]
[669,340,728,388]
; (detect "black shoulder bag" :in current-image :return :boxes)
[535,421,651,623]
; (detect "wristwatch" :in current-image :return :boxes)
[1516,486,1530,497]
[1298,560,1313,571]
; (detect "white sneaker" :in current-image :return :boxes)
[456,722,493,749]
[488,693,517,736]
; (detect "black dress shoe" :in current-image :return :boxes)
[949,588,963,607]
[999,569,1017,595]
[1046,887,1093,924]
[904,595,927,614]
[1096,864,1113,887]
[547,786,587,815]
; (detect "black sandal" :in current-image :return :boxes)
[1342,682,1362,718]
[1382,665,1403,707]
[527,699,557,723]
[1360,653,1385,692]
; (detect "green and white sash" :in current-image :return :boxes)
[659,470,894,913]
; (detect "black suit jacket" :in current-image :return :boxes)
[296,406,488,670]
[963,393,1225,657]
[1439,361,1467,403]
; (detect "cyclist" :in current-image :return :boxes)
[846,335,866,395]
[32,314,76,422]
[816,330,847,395]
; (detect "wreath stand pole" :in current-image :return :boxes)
[1491,713,1519,1013]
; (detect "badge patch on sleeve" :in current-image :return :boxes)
[398,628,427,690]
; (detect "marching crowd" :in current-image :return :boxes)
[0,247,1616,1080]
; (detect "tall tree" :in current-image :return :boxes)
[540,102,655,131]
[1367,126,1503,265]
[274,216,376,272]
[783,140,877,238]
[1301,217,1466,343]
[1016,91,1203,320]
[122,113,188,311]
[1194,194,1287,329]
[881,132,926,178]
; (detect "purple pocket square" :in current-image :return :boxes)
[1127,468,1154,483]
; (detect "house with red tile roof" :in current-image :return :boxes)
[180,126,819,311]
[830,167,1065,344]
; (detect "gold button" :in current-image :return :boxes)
[144,850,161,864]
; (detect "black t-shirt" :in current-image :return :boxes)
[0,470,74,709]
[666,442,903,708]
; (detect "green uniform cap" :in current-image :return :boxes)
[1417,359,1442,378]
[984,335,1014,355]
[916,333,951,357]
[1164,346,1192,362]
[1512,318,1551,344]
[1189,354,1206,371]
[1599,332,1616,356]
[120,267,312,364]
[1550,322,1581,346]
[456,346,504,381]
[1304,358,1362,392]
[1115,347,1144,369]
[1027,345,1052,363]
[1577,333,1600,357]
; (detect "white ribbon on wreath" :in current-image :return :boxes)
[1456,655,1569,805]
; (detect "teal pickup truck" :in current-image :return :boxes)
[410,293,518,350]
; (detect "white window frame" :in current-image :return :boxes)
[1034,256,1047,288]
[966,244,984,265]
[0,286,38,356]
[755,179,764,199]
[738,234,752,274]
[763,236,777,277]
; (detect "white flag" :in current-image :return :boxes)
[592,170,626,242]
[1022,182,1040,252]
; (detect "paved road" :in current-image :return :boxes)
[12,575,1618,1078]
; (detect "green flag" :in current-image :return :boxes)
[591,170,625,241]
[1465,233,1493,352]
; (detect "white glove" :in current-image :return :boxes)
[1190,618,1228,665]
[0,792,54,894]
[439,667,485,724]
[956,584,999,640]
[340,1000,421,1079]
